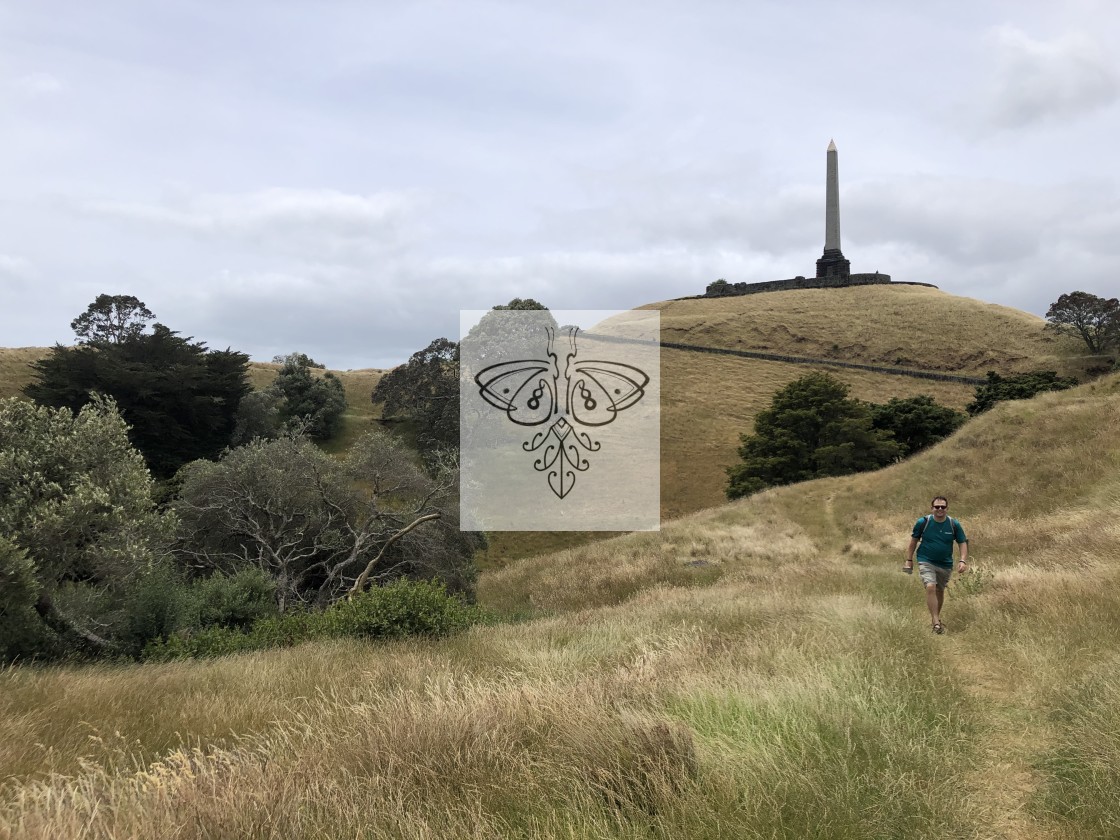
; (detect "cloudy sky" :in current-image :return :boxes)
[2,0,1118,369]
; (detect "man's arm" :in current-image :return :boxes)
[904,537,918,566]
[958,540,968,568]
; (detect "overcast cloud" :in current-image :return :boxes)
[2,0,1118,369]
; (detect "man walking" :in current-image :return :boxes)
[904,496,968,634]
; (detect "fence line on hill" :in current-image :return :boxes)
[580,332,989,386]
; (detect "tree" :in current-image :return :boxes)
[229,388,284,446]
[1045,291,1120,355]
[492,298,548,311]
[0,396,173,658]
[0,536,46,660]
[172,429,474,612]
[966,370,1079,416]
[272,352,325,369]
[70,294,155,345]
[871,395,966,457]
[373,337,461,448]
[25,300,251,478]
[374,300,554,451]
[463,297,556,351]
[271,353,348,440]
[726,372,901,499]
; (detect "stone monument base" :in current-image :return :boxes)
[816,248,851,278]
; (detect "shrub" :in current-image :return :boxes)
[143,579,485,661]
[194,568,278,631]
[0,537,56,661]
[966,370,1078,415]
[320,579,483,640]
[118,563,198,656]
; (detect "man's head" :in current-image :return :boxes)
[931,496,949,520]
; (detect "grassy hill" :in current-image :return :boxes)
[652,284,1084,377]
[0,347,47,402]
[653,284,1086,517]
[3,371,1117,838]
[3,285,1092,562]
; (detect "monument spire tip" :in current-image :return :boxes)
[827,139,836,152]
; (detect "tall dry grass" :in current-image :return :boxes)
[650,284,1087,377]
[3,374,1119,838]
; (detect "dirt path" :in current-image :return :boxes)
[938,636,1068,840]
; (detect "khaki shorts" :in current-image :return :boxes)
[918,562,952,588]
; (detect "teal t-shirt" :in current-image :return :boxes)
[912,516,967,568]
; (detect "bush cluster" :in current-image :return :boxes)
[142,579,486,661]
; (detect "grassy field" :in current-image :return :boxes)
[2,372,1118,839]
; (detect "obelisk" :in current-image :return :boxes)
[815,139,850,278]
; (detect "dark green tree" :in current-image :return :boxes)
[24,300,251,478]
[374,300,553,451]
[373,337,461,448]
[70,294,155,345]
[0,536,48,660]
[1045,291,1120,355]
[966,370,1078,416]
[870,395,966,457]
[271,353,347,441]
[272,352,325,369]
[726,372,901,499]
[229,388,284,446]
[492,298,548,311]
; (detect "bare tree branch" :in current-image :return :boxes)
[347,513,441,598]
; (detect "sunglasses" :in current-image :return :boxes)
[932,505,947,510]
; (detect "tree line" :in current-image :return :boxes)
[2,295,477,663]
[725,368,1080,499]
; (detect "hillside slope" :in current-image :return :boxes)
[654,284,1087,516]
[3,373,1117,839]
[651,284,1084,377]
